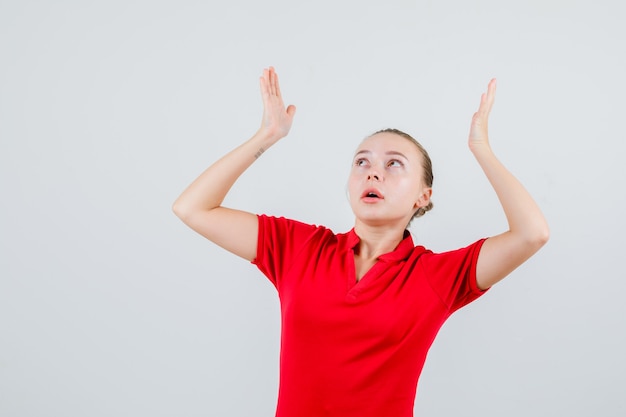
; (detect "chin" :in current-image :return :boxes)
[354,213,408,228]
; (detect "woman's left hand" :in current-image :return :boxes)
[467,78,550,290]
[468,78,496,151]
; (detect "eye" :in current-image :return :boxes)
[354,158,368,167]
[387,159,403,167]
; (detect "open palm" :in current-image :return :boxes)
[259,67,296,141]
[469,78,496,150]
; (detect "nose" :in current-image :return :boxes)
[367,169,381,181]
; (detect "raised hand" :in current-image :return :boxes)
[468,78,496,151]
[259,67,296,141]
[466,78,550,290]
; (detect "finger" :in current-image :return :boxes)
[269,66,277,96]
[477,92,487,116]
[477,80,496,118]
[262,68,270,88]
[286,104,296,118]
[275,70,283,99]
[486,78,496,113]
[259,73,269,101]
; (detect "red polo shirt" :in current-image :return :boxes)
[253,215,487,417]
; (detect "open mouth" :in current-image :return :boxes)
[361,188,383,199]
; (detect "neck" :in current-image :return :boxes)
[353,222,407,260]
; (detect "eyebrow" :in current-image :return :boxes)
[354,150,410,160]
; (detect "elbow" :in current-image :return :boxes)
[539,225,550,246]
[537,217,550,245]
[530,223,550,250]
[512,222,550,253]
[172,199,190,221]
[172,200,218,225]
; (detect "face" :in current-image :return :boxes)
[348,132,432,228]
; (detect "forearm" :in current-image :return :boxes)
[172,129,277,219]
[471,143,549,244]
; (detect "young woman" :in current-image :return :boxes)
[173,67,549,417]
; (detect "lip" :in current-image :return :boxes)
[360,187,384,202]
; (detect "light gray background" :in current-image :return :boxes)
[1,0,624,416]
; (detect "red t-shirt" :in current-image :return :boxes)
[253,215,487,417]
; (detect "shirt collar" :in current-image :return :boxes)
[345,229,415,262]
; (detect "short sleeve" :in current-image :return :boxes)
[420,238,488,313]
[252,215,326,288]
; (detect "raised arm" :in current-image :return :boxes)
[172,67,296,261]
[469,79,549,290]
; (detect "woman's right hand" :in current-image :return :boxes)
[173,67,297,261]
[259,67,296,141]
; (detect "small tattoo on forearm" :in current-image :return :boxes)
[254,147,265,159]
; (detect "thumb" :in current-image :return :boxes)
[286,104,297,117]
